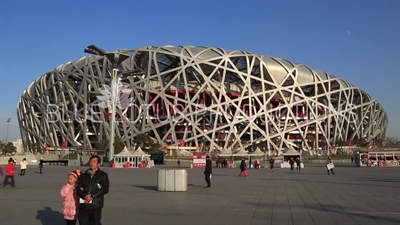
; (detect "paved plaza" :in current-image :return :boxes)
[0,163,399,225]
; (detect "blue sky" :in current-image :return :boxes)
[0,0,399,142]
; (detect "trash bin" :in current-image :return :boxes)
[68,160,80,167]
[157,169,187,192]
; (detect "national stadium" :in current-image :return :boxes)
[17,45,388,153]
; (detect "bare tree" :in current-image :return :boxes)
[383,137,398,147]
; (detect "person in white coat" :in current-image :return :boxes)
[20,158,27,176]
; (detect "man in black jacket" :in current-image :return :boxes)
[38,158,44,174]
[204,155,212,188]
[295,157,301,171]
[77,155,109,225]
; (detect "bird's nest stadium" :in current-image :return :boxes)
[17,45,388,154]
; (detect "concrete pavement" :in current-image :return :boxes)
[0,164,399,225]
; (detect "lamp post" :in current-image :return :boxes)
[84,45,143,164]
[6,117,11,142]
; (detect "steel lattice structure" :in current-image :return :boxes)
[17,46,388,153]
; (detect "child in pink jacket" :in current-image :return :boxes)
[60,170,81,225]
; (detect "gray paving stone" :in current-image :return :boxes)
[291,211,314,225]
[309,212,336,225]
[250,219,271,225]
[271,212,293,224]
[327,212,359,225]
[0,164,399,225]
[252,209,272,220]
[371,215,400,225]
[348,214,380,225]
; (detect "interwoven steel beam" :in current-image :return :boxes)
[17,46,388,154]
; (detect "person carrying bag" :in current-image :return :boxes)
[326,156,335,175]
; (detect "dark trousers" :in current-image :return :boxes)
[39,166,43,174]
[3,175,15,187]
[21,169,26,176]
[65,219,77,225]
[290,164,294,170]
[296,163,301,171]
[204,174,211,187]
[78,207,102,225]
[327,169,335,175]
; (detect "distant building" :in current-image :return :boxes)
[12,139,24,153]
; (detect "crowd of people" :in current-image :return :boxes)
[0,157,45,187]
[201,155,336,187]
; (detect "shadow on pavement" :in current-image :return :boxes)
[188,184,204,188]
[212,173,237,177]
[36,206,64,225]
[131,185,158,191]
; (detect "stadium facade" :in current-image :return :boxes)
[17,46,388,153]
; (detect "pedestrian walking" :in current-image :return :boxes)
[255,159,260,169]
[223,158,228,168]
[239,158,248,177]
[61,170,81,225]
[269,158,275,170]
[38,158,44,174]
[3,158,16,188]
[204,156,212,188]
[295,157,301,171]
[289,158,295,171]
[177,159,181,168]
[326,156,335,175]
[77,155,109,225]
[20,158,28,176]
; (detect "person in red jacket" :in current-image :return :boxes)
[3,158,16,188]
[289,158,295,171]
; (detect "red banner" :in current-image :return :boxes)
[193,152,207,168]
